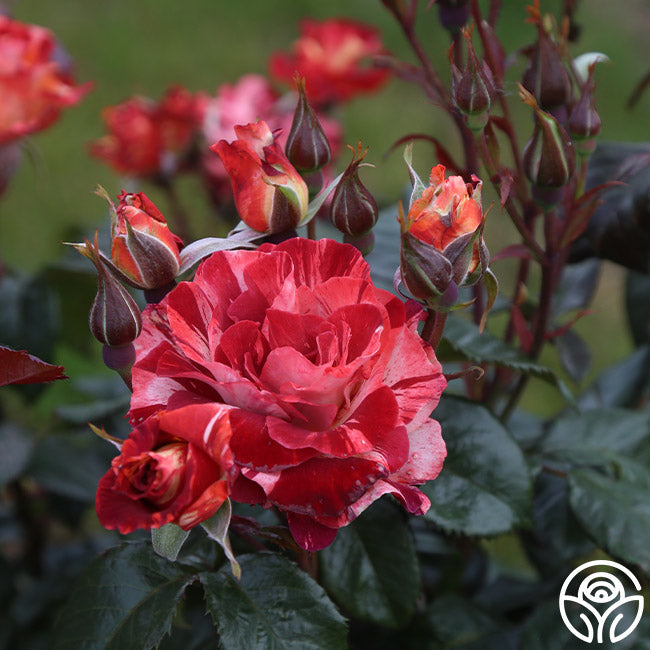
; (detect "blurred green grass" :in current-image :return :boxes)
[1,0,647,411]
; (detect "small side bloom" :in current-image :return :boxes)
[96,403,233,533]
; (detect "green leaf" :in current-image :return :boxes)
[152,524,190,562]
[551,260,600,319]
[424,595,511,649]
[540,408,650,466]
[201,499,240,580]
[555,330,591,384]
[319,498,420,628]
[626,271,650,345]
[568,467,650,572]
[578,347,650,409]
[0,273,59,363]
[423,396,532,535]
[520,600,586,650]
[523,473,593,575]
[0,423,33,487]
[52,542,195,650]
[439,317,575,405]
[26,432,114,502]
[200,553,347,650]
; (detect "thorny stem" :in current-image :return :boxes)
[476,132,543,260]
[422,310,448,351]
[471,0,528,200]
[500,209,562,421]
[395,2,479,175]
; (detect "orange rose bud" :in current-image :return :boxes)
[212,120,309,234]
[330,144,378,238]
[109,190,183,290]
[399,164,489,310]
[285,78,331,173]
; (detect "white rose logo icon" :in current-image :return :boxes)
[559,560,644,644]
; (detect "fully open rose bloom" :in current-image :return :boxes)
[129,237,447,550]
[0,15,90,144]
[269,18,390,107]
[96,403,233,533]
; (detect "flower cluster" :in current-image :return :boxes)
[98,238,447,551]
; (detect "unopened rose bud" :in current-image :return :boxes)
[436,0,470,33]
[343,231,375,256]
[72,233,142,347]
[520,86,574,195]
[568,70,601,156]
[450,27,495,131]
[107,189,183,291]
[212,120,309,234]
[479,20,506,88]
[330,144,378,237]
[522,5,571,111]
[285,78,331,173]
[399,164,490,311]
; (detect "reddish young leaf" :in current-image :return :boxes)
[0,346,67,386]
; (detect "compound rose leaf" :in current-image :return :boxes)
[52,542,195,650]
[319,497,419,628]
[200,553,347,650]
[423,396,532,536]
[569,468,650,572]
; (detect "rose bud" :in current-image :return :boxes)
[450,27,495,131]
[330,144,378,238]
[568,67,601,157]
[107,189,183,291]
[96,403,233,534]
[72,233,142,348]
[436,0,470,33]
[521,3,571,111]
[285,77,331,173]
[479,20,506,88]
[398,164,489,310]
[212,120,309,234]
[520,85,575,203]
